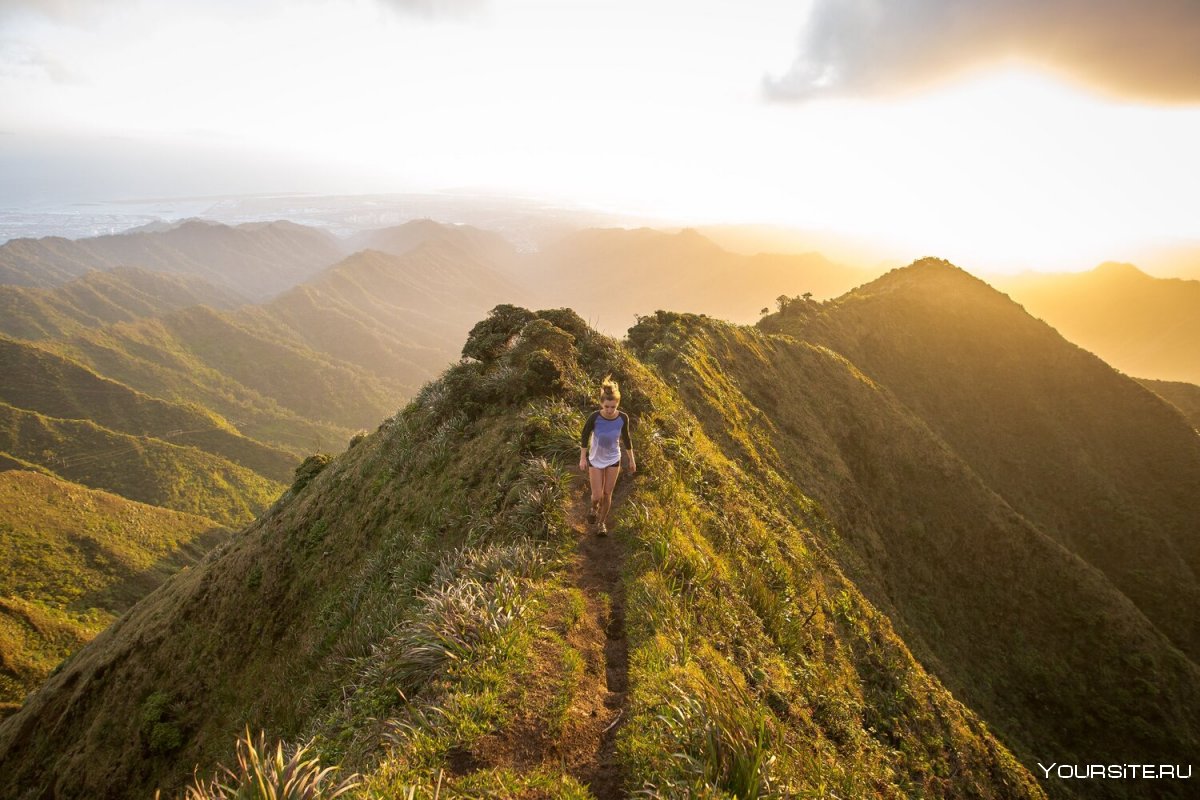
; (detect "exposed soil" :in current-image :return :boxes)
[460,473,632,798]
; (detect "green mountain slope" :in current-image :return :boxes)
[0,307,1045,799]
[0,470,228,709]
[633,310,1200,798]
[0,402,284,526]
[0,220,343,299]
[0,336,296,481]
[1138,378,1200,431]
[0,267,247,341]
[41,307,394,451]
[997,262,1200,384]
[763,259,1200,662]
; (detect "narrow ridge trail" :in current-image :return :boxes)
[450,474,633,798]
[566,474,632,799]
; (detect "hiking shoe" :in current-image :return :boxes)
[597,522,608,536]
[586,509,597,525]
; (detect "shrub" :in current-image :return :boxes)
[175,727,359,800]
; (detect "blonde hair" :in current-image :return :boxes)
[599,374,621,402]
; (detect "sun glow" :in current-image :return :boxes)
[3,2,1198,273]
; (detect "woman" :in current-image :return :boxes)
[578,375,636,535]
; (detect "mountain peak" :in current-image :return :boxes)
[1093,261,1148,279]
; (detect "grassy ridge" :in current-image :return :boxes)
[630,311,1200,798]
[0,470,228,708]
[0,307,1043,799]
[0,402,284,527]
[763,259,1200,662]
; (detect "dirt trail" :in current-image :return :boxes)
[454,474,633,798]
[565,475,632,799]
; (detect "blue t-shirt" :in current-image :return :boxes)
[581,410,631,468]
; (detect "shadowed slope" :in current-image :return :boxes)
[764,259,1200,662]
[632,309,1200,798]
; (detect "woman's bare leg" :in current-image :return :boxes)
[588,465,605,520]
[599,465,620,524]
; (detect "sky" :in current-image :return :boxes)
[2,0,1200,272]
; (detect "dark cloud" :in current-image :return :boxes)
[765,0,1200,104]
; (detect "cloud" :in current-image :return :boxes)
[765,0,1200,104]
[0,0,110,24]
[377,0,484,20]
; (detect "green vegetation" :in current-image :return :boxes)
[1138,378,1200,431]
[0,266,247,341]
[0,401,284,526]
[0,336,296,481]
[0,470,228,706]
[4,270,1199,799]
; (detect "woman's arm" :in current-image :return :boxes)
[579,412,597,472]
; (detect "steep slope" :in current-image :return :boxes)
[764,259,1200,662]
[0,402,284,526]
[0,267,248,341]
[0,470,228,709]
[0,336,295,481]
[997,262,1200,384]
[527,227,864,330]
[0,307,1042,799]
[1139,378,1200,430]
[0,220,342,298]
[42,306,399,447]
[262,241,521,382]
[632,310,1200,798]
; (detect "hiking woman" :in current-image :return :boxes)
[579,375,636,535]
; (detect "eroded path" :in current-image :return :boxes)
[451,474,632,798]
[565,475,631,798]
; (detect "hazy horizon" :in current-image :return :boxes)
[3,0,1200,276]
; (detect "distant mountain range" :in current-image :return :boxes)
[0,219,342,299]
[525,226,869,330]
[997,262,1200,384]
[0,258,1196,798]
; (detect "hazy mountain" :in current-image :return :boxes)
[0,267,248,341]
[526,227,866,332]
[262,242,521,382]
[2,283,1195,798]
[1138,378,1200,430]
[344,218,521,268]
[0,470,228,710]
[0,220,343,299]
[764,259,1200,664]
[997,262,1200,384]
